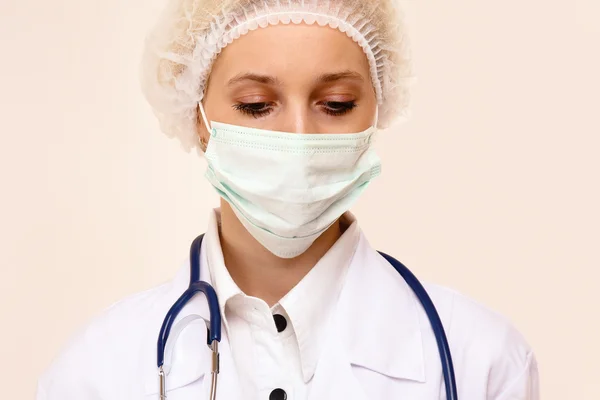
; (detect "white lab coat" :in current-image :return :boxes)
[36,232,539,399]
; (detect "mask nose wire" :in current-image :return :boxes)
[198,101,212,137]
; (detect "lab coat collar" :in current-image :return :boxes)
[335,231,426,383]
[201,208,361,384]
[204,208,241,336]
[142,225,426,396]
[278,212,359,383]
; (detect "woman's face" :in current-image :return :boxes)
[198,23,377,143]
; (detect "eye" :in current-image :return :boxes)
[321,101,357,116]
[233,102,273,118]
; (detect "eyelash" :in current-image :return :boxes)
[233,101,357,118]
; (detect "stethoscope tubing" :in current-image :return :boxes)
[156,234,458,400]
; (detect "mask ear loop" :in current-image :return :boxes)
[198,102,212,151]
[373,106,379,128]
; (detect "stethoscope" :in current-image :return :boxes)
[157,234,458,400]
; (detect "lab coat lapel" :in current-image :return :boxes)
[341,233,426,381]
[309,232,426,400]
[307,326,370,400]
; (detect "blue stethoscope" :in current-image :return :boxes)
[157,234,458,400]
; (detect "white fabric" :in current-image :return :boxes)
[140,0,415,154]
[204,208,359,397]
[36,215,539,400]
[203,120,381,258]
[162,314,210,375]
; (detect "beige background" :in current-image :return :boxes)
[1,0,598,398]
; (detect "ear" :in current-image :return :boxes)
[196,103,209,152]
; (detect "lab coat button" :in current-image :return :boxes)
[269,388,287,400]
[273,314,287,332]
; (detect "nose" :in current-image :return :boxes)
[277,101,318,134]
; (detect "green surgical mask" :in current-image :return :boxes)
[200,107,381,258]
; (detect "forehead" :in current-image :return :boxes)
[209,23,372,82]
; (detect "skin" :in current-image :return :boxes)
[197,23,377,306]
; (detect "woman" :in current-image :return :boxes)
[37,0,539,399]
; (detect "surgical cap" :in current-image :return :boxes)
[140,0,415,153]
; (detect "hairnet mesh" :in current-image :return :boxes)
[140,0,414,153]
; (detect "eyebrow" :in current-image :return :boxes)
[315,70,365,83]
[226,70,365,86]
[227,73,281,86]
